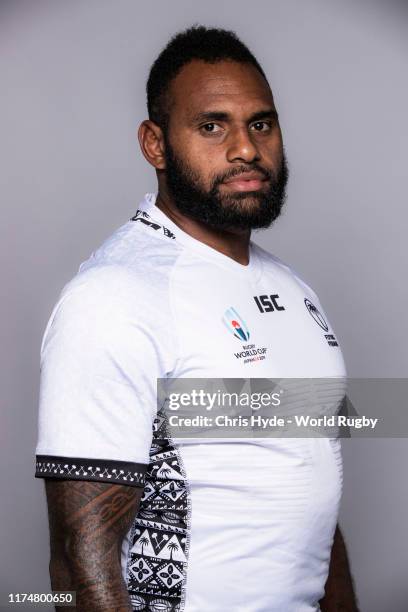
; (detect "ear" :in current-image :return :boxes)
[138,120,166,170]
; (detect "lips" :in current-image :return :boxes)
[222,171,268,192]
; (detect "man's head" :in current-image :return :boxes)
[139,26,288,231]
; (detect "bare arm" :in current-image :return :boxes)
[319,524,360,612]
[45,479,144,612]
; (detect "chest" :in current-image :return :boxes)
[170,264,346,378]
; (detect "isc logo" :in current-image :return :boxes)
[254,294,285,313]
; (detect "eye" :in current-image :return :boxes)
[250,121,272,132]
[200,122,222,134]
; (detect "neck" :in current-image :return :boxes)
[155,188,252,266]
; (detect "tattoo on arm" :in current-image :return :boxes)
[45,479,144,611]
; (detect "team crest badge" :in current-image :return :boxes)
[304,298,329,332]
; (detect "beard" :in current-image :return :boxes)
[163,138,289,231]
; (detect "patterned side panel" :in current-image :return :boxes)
[127,412,191,612]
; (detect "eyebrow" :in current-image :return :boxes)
[191,108,279,125]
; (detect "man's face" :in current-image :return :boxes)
[162,59,288,231]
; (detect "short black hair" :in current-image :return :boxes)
[147,25,268,130]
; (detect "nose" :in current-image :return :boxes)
[226,126,260,164]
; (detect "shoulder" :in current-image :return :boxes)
[58,263,148,313]
[41,260,170,358]
[82,218,183,280]
[57,217,184,317]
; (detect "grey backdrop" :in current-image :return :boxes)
[1,1,407,611]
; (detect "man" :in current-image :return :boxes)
[35,26,359,611]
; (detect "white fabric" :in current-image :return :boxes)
[36,193,347,611]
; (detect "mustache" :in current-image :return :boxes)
[212,164,272,186]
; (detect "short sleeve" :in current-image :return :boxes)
[35,265,169,487]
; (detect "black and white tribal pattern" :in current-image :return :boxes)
[126,411,191,612]
[35,456,147,487]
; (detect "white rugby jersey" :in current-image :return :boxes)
[35,193,346,612]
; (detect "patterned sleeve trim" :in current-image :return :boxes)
[35,454,147,487]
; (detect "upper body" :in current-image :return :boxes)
[35,25,358,612]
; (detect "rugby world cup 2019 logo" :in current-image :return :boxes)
[222,307,250,341]
[222,307,267,364]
